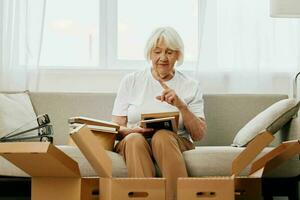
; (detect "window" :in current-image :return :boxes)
[40,0,99,67]
[39,0,199,69]
[14,0,300,73]
[116,0,198,65]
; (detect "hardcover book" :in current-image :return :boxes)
[140,116,178,132]
[140,111,179,132]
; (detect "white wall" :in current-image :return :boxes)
[35,69,128,93]
[34,69,295,98]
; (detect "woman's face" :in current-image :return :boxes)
[150,39,179,79]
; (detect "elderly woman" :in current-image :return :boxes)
[112,27,206,200]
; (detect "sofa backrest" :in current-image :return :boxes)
[199,94,288,147]
[30,92,115,145]
[29,92,288,146]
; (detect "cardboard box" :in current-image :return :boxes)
[178,131,274,200]
[235,139,300,200]
[70,124,166,200]
[177,131,300,200]
[0,142,99,200]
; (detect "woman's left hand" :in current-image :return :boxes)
[156,80,187,110]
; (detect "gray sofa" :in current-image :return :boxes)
[0,92,299,198]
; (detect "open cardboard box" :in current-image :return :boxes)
[178,132,300,200]
[68,116,120,151]
[70,124,166,200]
[68,129,116,151]
[235,139,300,200]
[0,142,99,200]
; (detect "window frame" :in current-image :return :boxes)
[38,0,200,70]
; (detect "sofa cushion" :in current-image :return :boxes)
[0,145,298,178]
[232,99,300,147]
[58,145,128,177]
[0,92,38,140]
[183,146,300,177]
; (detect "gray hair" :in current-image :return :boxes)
[144,27,184,66]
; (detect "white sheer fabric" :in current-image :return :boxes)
[195,0,300,95]
[0,0,46,91]
[1,0,300,95]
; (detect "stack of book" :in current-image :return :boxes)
[68,116,119,151]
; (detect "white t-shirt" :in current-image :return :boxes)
[112,67,205,141]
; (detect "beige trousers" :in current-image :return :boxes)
[115,129,195,200]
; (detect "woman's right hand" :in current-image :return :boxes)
[118,126,154,139]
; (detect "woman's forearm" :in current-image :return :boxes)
[178,105,206,141]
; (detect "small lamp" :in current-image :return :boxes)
[270,0,300,101]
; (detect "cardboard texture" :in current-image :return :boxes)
[0,142,99,200]
[177,177,234,200]
[0,142,80,177]
[81,178,99,200]
[178,131,276,200]
[31,177,81,200]
[249,140,300,177]
[100,178,165,200]
[70,124,166,200]
[70,125,112,178]
[68,117,118,151]
[69,129,116,151]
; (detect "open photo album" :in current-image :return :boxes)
[140,111,179,132]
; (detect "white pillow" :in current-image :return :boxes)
[232,99,300,147]
[0,92,38,139]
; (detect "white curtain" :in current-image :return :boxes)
[2,0,299,95]
[0,0,46,91]
[194,0,300,95]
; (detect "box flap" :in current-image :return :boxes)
[70,124,112,178]
[249,140,300,177]
[231,131,274,176]
[0,142,80,177]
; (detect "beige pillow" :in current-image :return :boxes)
[232,99,300,147]
[0,92,38,140]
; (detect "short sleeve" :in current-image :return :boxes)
[112,75,132,116]
[188,84,205,119]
